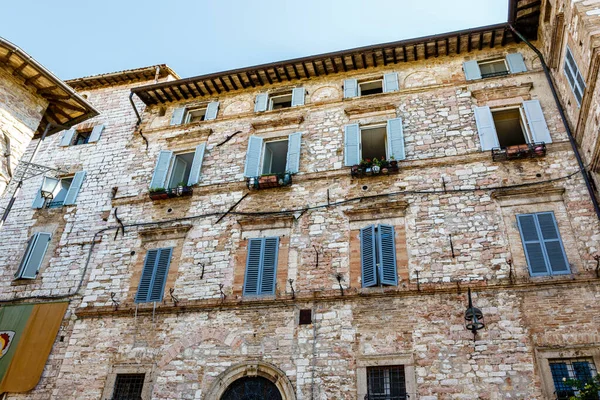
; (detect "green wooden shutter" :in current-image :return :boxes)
[291,87,305,106]
[344,124,361,166]
[463,60,482,80]
[149,248,173,302]
[243,238,263,295]
[243,136,263,177]
[187,143,206,186]
[523,100,552,144]
[150,150,173,189]
[259,237,279,295]
[536,212,569,274]
[170,107,186,125]
[63,171,86,205]
[59,129,76,147]
[15,232,51,279]
[506,53,527,73]
[387,118,405,160]
[344,78,358,98]
[204,101,219,120]
[517,214,550,276]
[360,225,377,287]
[285,132,302,174]
[88,124,105,143]
[473,106,500,150]
[377,224,397,286]
[383,72,399,93]
[254,93,269,112]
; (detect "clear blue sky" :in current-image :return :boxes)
[3,0,508,80]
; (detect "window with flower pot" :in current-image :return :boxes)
[243,133,302,189]
[149,144,206,198]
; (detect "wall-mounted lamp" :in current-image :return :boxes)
[40,176,59,200]
[464,288,485,341]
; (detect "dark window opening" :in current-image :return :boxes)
[221,376,283,400]
[269,93,293,110]
[478,60,509,78]
[492,109,527,147]
[361,127,387,161]
[262,140,288,175]
[112,373,145,400]
[185,108,207,123]
[359,80,383,96]
[550,358,597,400]
[367,365,407,400]
[167,152,195,189]
[299,309,312,325]
[73,130,91,146]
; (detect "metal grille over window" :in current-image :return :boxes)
[549,358,598,400]
[366,366,407,400]
[112,373,145,400]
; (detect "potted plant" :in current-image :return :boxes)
[372,158,381,174]
[174,182,186,197]
[149,187,168,200]
[389,156,398,170]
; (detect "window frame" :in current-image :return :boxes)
[72,129,92,146]
[242,236,280,297]
[164,151,196,189]
[261,138,289,175]
[477,58,510,78]
[102,364,154,400]
[183,106,207,124]
[268,91,293,111]
[490,105,533,146]
[358,79,384,97]
[563,46,586,106]
[360,123,389,161]
[357,355,416,400]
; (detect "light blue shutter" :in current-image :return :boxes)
[463,60,482,81]
[31,178,49,209]
[60,129,76,147]
[63,171,86,205]
[88,124,105,143]
[259,237,279,295]
[254,93,269,112]
[523,100,552,144]
[135,249,158,303]
[243,136,263,177]
[517,214,550,276]
[204,101,219,120]
[383,72,399,93]
[377,224,398,286]
[344,124,361,166]
[150,150,173,189]
[473,106,500,150]
[360,226,377,288]
[387,118,405,160]
[506,53,527,74]
[149,247,173,302]
[285,132,302,174]
[187,143,206,186]
[344,79,358,98]
[536,212,569,274]
[243,238,263,295]
[291,87,305,106]
[15,232,51,279]
[170,107,186,125]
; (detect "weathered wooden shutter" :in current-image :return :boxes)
[463,60,482,81]
[344,124,361,166]
[343,78,358,98]
[506,53,527,74]
[204,101,220,120]
[135,248,173,303]
[170,107,186,125]
[291,87,305,106]
[254,93,269,112]
[259,237,279,295]
[15,232,51,279]
[285,132,302,174]
[536,212,569,274]
[516,214,552,276]
[150,150,173,189]
[360,225,378,287]
[88,124,105,143]
[243,136,263,177]
[383,72,399,93]
[60,129,76,147]
[377,224,398,285]
[187,143,206,186]
[63,171,86,205]
[473,106,500,150]
[387,118,405,160]
[523,100,552,144]
[243,238,263,295]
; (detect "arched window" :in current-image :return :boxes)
[221,376,282,400]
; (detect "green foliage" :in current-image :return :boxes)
[563,374,600,399]
[149,187,166,193]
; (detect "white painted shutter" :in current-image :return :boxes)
[387,118,405,160]
[88,124,105,143]
[473,106,500,150]
[204,101,219,120]
[60,129,76,147]
[150,150,173,189]
[285,132,302,174]
[344,124,361,166]
[291,87,305,106]
[187,143,206,186]
[506,53,527,74]
[344,79,358,98]
[254,93,269,112]
[63,171,86,205]
[244,136,263,177]
[15,232,51,279]
[463,60,482,81]
[383,72,399,92]
[523,100,552,144]
[170,107,186,125]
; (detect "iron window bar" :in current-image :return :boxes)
[481,70,510,78]
[110,373,145,400]
[491,142,546,162]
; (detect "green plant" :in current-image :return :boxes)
[563,374,600,399]
[176,181,187,187]
[372,158,381,167]
[359,159,372,168]
[149,187,166,193]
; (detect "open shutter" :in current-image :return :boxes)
[243,136,263,177]
[473,106,500,150]
[204,101,219,120]
[259,237,279,295]
[187,143,206,186]
[285,132,302,174]
[88,124,105,143]
[387,118,405,161]
[243,238,263,295]
[15,232,51,279]
[523,100,552,144]
[148,247,173,302]
[360,225,378,287]
[150,150,173,189]
[63,171,86,205]
[59,129,75,147]
[31,177,52,209]
[135,249,158,303]
[463,60,482,81]
[383,72,399,93]
[506,53,527,74]
[344,78,358,98]
[291,87,305,107]
[536,212,569,274]
[344,124,361,166]
[254,93,269,112]
[170,107,186,125]
[517,214,550,276]
[377,225,398,286]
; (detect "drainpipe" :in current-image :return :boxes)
[3,133,12,179]
[509,25,600,221]
[129,92,142,127]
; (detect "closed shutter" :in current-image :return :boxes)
[60,129,76,147]
[88,124,105,143]
[343,78,358,98]
[254,93,269,112]
[259,237,279,295]
[204,101,220,120]
[170,107,186,125]
[285,132,302,174]
[463,60,482,81]
[15,232,51,279]
[506,53,527,74]
[377,224,398,285]
[291,87,305,107]
[517,214,550,275]
[473,106,500,151]
[344,124,361,166]
[360,225,377,287]
[243,136,263,177]
[135,248,173,303]
[243,238,263,295]
[63,171,86,205]
[187,143,206,186]
[517,213,569,276]
[135,249,158,303]
[383,72,399,93]
[536,212,569,274]
[523,100,552,144]
[150,150,173,189]
[387,118,405,161]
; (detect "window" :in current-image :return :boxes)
[167,152,195,189]
[243,133,302,177]
[14,232,51,280]
[135,247,173,303]
[299,309,312,325]
[360,225,397,288]
[170,101,219,125]
[243,237,279,296]
[269,92,293,110]
[564,46,586,106]
[254,88,305,112]
[478,59,509,78]
[262,140,289,175]
[516,211,569,276]
[184,107,207,123]
[549,359,598,399]
[32,171,86,209]
[59,125,105,146]
[366,366,407,400]
[73,129,92,146]
[149,144,206,190]
[492,108,530,147]
[344,119,405,166]
[343,73,399,98]
[361,126,388,161]
[463,53,527,81]
[112,373,146,400]
[359,80,384,96]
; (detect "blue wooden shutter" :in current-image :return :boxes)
[170,107,186,125]
[259,237,279,295]
[187,143,206,186]
[149,248,173,302]
[243,136,263,177]
[463,60,482,81]
[291,87,305,106]
[523,100,552,144]
[536,212,569,274]
[344,79,358,98]
[377,224,398,286]
[204,101,219,120]
[285,132,302,174]
[383,72,399,93]
[88,124,105,143]
[344,124,361,166]
[254,93,269,112]
[506,53,527,74]
[15,232,51,279]
[135,249,158,303]
[60,129,76,147]
[517,214,550,276]
[387,118,405,160]
[360,225,377,287]
[243,238,263,295]
[473,106,500,151]
[63,171,86,205]
[150,150,173,189]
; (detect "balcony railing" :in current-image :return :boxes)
[148,186,193,200]
[481,70,509,78]
[491,142,547,162]
[246,173,292,190]
[351,163,400,178]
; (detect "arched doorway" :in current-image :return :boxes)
[220,376,283,400]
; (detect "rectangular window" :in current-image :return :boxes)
[343,119,405,167]
[254,88,304,112]
[550,359,598,399]
[166,152,195,189]
[47,177,73,208]
[32,171,87,209]
[491,108,530,147]
[361,126,388,161]
[135,248,173,303]
[149,144,206,190]
[184,107,207,123]
[15,232,51,280]
[564,46,586,106]
[243,132,302,178]
[359,80,384,96]
[299,309,312,325]
[262,140,289,175]
[112,373,146,400]
[243,237,279,296]
[269,92,293,110]
[366,365,407,400]
[478,59,509,78]
[360,225,397,288]
[73,129,91,146]
[60,125,104,146]
[463,53,526,81]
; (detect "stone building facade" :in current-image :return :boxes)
[1,1,600,399]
